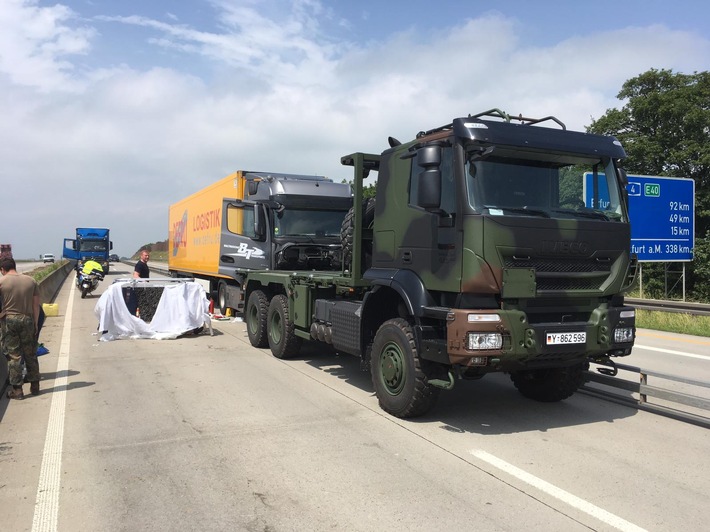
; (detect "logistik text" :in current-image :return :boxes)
[193,209,221,231]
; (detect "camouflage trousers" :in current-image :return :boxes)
[1,314,40,386]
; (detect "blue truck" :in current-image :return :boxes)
[63,228,113,273]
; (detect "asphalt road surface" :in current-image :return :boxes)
[1,265,708,531]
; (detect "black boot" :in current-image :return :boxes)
[6,385,24,400]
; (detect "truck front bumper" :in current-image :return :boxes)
[443,305,636,370]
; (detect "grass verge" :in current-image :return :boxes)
[636,309,710,337]
[27,261,67,283]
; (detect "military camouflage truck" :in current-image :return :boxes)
[240,109,637,418]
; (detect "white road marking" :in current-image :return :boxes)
[470,449,647,532]
[634,344,710,361]
[32,280,75,532]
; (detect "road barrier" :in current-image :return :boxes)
[38,261,74,305]
[627,297,710,316]
[582,363,710,429]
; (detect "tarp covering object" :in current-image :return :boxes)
[95,281,209,341]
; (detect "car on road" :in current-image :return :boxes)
[109,254,120,262]
[42,253,55,263]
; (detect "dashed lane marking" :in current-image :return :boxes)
[470,449,648,532]
[634,344,710,361]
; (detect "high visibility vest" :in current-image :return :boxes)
[82,260,103,274]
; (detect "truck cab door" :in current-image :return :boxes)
[62,239,81,261]
[374,145,462,293]
[219,199,270,274]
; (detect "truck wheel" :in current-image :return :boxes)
[510,362,589,402]
[370,318,439,418]
[341,198,375,271]
[267,294,302,359]
[246,289,270,348]
[218,282,229,315]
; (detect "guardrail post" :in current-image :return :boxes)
[640,371,648,404]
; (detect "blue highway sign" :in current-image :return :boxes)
[584,174,695,262]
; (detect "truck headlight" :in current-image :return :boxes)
[467,313,501,323]
[467,332,503,350]
[614,327,634,343]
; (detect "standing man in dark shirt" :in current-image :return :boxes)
[126,249,150,316]
[133,249,150,279]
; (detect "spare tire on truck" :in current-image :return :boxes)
[340,197,375,271]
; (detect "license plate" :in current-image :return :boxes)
[546,332,586,345]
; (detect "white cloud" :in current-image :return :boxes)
[1,0,709,259]
[0,0,95,92]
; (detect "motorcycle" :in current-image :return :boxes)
[76,266,105,299]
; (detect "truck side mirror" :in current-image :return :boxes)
[415,146,442,210]
[417,169,442,209]
[417,145,441,167]
[110,241,114,250]
[253,205,266,240]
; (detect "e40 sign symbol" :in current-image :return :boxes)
[644,183,660,197]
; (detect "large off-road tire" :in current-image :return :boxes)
[267,294,302,359]
[370,318,439,418]
[510,362,589,402]
[341,197,376,271]
[246,289,270,348]
[218,281,229,315]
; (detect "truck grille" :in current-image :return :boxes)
[537,278,603,291]
[504,257,611,273]
[504,257,612,291]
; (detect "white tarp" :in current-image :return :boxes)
[94,280,210,341]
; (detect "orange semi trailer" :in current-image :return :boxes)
[168,170,352,315]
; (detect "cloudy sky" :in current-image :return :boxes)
[1,0,709,260]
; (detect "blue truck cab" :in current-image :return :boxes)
[63,228,113,274]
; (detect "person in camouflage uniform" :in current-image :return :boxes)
[0,257,41,399]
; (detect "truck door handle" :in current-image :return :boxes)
[402,251,412,264]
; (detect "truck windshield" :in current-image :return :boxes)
[465,151,627,222]
[274,209,346,238]
[79,241,108,252]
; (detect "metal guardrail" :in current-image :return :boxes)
[581,362,710,429]
[626,297,710,316]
